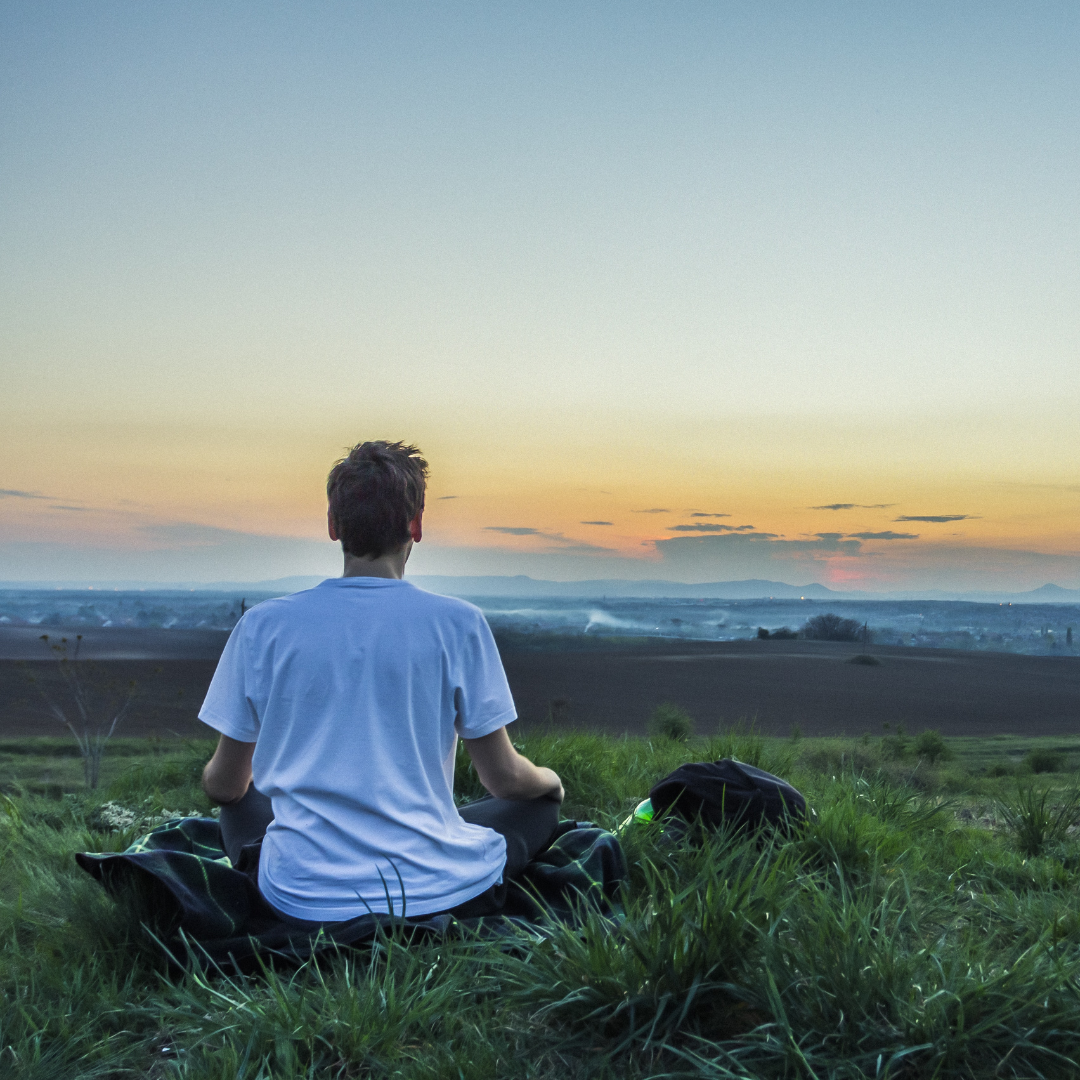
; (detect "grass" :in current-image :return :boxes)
[5,729,1080,1076]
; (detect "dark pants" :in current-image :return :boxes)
[219,785,560,923]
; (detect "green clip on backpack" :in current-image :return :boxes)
[621,758,807,838]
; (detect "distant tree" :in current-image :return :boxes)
[27,634,136,789]
[802,613,863,642]
[757,627,770,639]
[914,728,951,764]
[799,617,864,639]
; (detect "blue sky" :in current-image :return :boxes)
[2,3,1078,589]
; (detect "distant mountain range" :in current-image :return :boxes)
[3,575,1080,604]
[408,576,844,599]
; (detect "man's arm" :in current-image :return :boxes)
[463,727,564,802]
[202,734,256,805]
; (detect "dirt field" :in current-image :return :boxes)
[504,639,1080,738]
[2,629,1079,739]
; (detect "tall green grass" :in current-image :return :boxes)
[4,730,1080,1077]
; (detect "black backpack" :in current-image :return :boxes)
[649,758,807,836]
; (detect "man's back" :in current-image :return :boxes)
[199,577,517,919]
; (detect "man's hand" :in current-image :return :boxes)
[463,727,564,803]
[202,734,256,805]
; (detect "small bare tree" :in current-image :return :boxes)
[29,634,137,789]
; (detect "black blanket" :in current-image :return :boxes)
[77,817,627,970]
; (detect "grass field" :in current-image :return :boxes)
[5,728,1080,1078]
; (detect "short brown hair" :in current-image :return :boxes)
[326,441,429,559]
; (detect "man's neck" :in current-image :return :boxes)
[341,541,412,580]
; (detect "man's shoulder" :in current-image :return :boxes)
[402,583,484,622]
[238,580,486,633]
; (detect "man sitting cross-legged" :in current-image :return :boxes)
[198,440,564,925]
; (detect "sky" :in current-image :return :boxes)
[2,2,1079,591]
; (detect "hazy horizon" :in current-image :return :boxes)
[3,3,1078,592]
[2,573,1080,604]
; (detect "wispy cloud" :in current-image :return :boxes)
[437,495,458,500]
[484,525,614,553]
[657,531,862,564]
[580,520,613,526]
[140,522,257,546]
[894,515,975,523]
[552,542,616,554]
[988,482,1080,493]
[690,512,730,518]
[848,531,919,540]
[812,503,895,511]
[633,508,670,514]
[1,488,94,513]
[667,523,756,532]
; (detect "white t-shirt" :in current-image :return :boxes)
[198,577,517,920]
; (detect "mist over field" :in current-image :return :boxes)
[2,587,1077,657]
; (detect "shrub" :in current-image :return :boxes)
[880,722,909,761]
[546,697,572,725]
[649,703,695,743]
[801,613,863,642]
[998,783,1080,857]
[758,627,797,640]
[914,729,952,764]
[1024,749,1064,774]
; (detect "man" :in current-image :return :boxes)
[199,440,563,924]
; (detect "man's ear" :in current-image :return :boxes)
[327,507,339,542]
[409,509,423,543]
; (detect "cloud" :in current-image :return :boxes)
[656,532,865,580]
[580,520,613,526]
[847,531,920,540]
[484,525,615,554]
[894,515,975,523]
[667,523,756,532]
[0,489,48,500]
[437,495,458,500]
[48,505,91,512]
[690,512,730,518]
[633,508,670,514]
[0,522,342,583]
[812,503,896,511]
[139,522,275,546]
